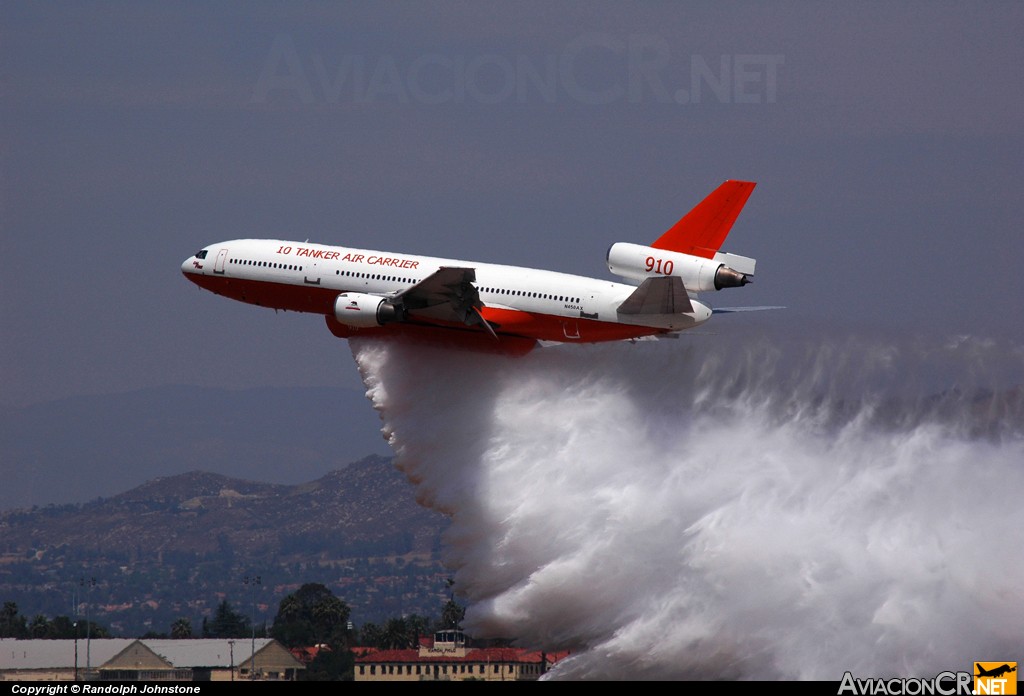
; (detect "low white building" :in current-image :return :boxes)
[0,638,303,681]
[0,639,133,681]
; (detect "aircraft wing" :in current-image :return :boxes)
[395,266,497,337]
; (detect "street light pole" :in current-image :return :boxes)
[243,575,261,680]
[70,581,79,681]
[80,576,96,678]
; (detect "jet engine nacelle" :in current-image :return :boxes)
[606,242,755,292]
[333,293,402,328]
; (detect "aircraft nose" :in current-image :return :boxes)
[181,257,194,275]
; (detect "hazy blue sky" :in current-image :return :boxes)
[2,2,1022,407]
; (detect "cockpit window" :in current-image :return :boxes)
[195,250,208,259]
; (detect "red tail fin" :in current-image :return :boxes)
[651,180,756,258]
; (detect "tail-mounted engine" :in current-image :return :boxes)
[606,242,756,293]
[333,293,402,328]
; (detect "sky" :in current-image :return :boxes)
[2,2,1022,407]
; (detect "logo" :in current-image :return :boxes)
[838,671,970,695]
[974,663,1017,695]
[837,663,1018,696]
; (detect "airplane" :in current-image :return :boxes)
[975,664,1017,679]
[181,180,763,354]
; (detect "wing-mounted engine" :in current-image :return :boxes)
[330,267,496,335]
[606,242,756,293]
[333,292,403,328]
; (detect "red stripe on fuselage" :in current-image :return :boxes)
[324,316,539,356]
[185,272,667,344]
[186,271,337,314]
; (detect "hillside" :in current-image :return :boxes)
[0,456,450,636]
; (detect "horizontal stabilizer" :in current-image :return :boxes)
[711,306,785,314]
[618,276,693,315]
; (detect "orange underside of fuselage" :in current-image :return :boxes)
[186,273,665,354]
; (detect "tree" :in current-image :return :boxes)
[29,614,49,638]
[47,616,79,639]
[380,617,410,650]
[405,615,430,645]
[80,619,109,639]
[0,601,27,638]
[439,599,465,631]
[271,583,350,649]
[357,622,383,648]
[300,646,354,682]
[272,584,357,682]
[1,608,105,639]
[171,617,193,639]
[438,578,465,631]
[203,599,250,638]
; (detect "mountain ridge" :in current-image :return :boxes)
[0,455,450,635]
[0,384,391,510]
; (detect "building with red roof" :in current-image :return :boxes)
[353,631,568,682]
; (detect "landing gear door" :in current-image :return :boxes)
[214,248,228,274]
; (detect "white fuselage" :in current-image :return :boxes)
[182,238,712,344]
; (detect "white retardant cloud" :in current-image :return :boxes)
[352,332,1023,680]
